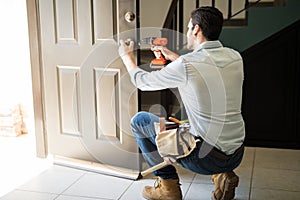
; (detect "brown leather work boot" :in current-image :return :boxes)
[211,171,239,200]
[142,177,182,200]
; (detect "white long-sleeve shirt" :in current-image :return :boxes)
[129,40,245,155]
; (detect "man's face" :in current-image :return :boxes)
[187,19,194,50]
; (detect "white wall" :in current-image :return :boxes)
[0,1,33,122]
[140,0,172,28]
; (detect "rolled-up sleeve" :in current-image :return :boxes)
[128,58,187,91]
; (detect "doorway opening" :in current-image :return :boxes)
[0,1,52,197]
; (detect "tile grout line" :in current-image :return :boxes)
[53,172,87,199]
[117,180,135,200]
[183,173,196,200]
[248,148,256,200]
[255,166,300,172]
[54,193,112,200]
[11,189,59,196]
[248,187,300,193]
[183,182,193,200]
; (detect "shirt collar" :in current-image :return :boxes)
[193,40,223,52]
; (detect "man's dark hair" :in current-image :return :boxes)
[191,6,223,41]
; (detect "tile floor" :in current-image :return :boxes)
[1,135,300,200]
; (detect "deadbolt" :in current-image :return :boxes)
[125,11,135,22]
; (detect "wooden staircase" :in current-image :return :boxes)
[224,0,286,27]
[138,0,287,54]
[189,0,285,27]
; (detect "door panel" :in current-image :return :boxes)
[39,0,139,170]
[57,65,81,137]
[54,0,78,44]
[92,0,115,44]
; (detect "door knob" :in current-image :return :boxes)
[125,11,135,22]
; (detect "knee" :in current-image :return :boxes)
[131,111,152,128]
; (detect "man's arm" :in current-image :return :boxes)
[118,39,186,91]
[118,39,180,71]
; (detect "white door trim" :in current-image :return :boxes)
[26,0,47,158]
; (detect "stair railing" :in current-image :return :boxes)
[162,0,266,48]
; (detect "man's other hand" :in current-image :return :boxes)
[151,46,180,62]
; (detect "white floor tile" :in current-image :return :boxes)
[255,148,300,170]
[0,190,58,200]
[239,147,255,168]
[17,165,85,194]
[184,183,214,200]
[184,183,249,200]
[179,182,191,199]
[2,144,300,200]
[192,173,212,185]
[0,134,52,197]
[250,188,300,200]
[252,168,300,191]
[56,195,106,200]
[235,187,250,200]
[119,179,154,200]
[234,167,252,189]
[62,172,133,199]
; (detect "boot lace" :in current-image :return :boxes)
[154,177,162,189]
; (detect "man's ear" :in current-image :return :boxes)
[192,24,201,37]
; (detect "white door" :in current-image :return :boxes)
[38,0,140,170]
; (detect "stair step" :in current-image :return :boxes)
[224,19,248,28]
[249,0,286,7]
[249,2,275,7]
[224,0,286,27]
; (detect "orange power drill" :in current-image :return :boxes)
[139,37,168,68]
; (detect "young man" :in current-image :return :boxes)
[119,6,245,200]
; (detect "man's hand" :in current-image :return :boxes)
[118,39,134,60]
[118,39,138,71]
[151,46,179,62]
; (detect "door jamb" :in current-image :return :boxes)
[26,0,47,158]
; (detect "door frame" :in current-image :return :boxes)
[26,0,47,158]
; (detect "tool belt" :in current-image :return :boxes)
[195,136,244,160]
[155,122,244,161]
[155,124,200,159]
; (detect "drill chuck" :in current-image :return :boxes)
[139,37,168,46]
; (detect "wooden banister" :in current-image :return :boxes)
[162,0,179,29]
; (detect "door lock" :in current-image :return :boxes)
[125,11,135,22]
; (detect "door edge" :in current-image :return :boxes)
[26,0,47,158]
